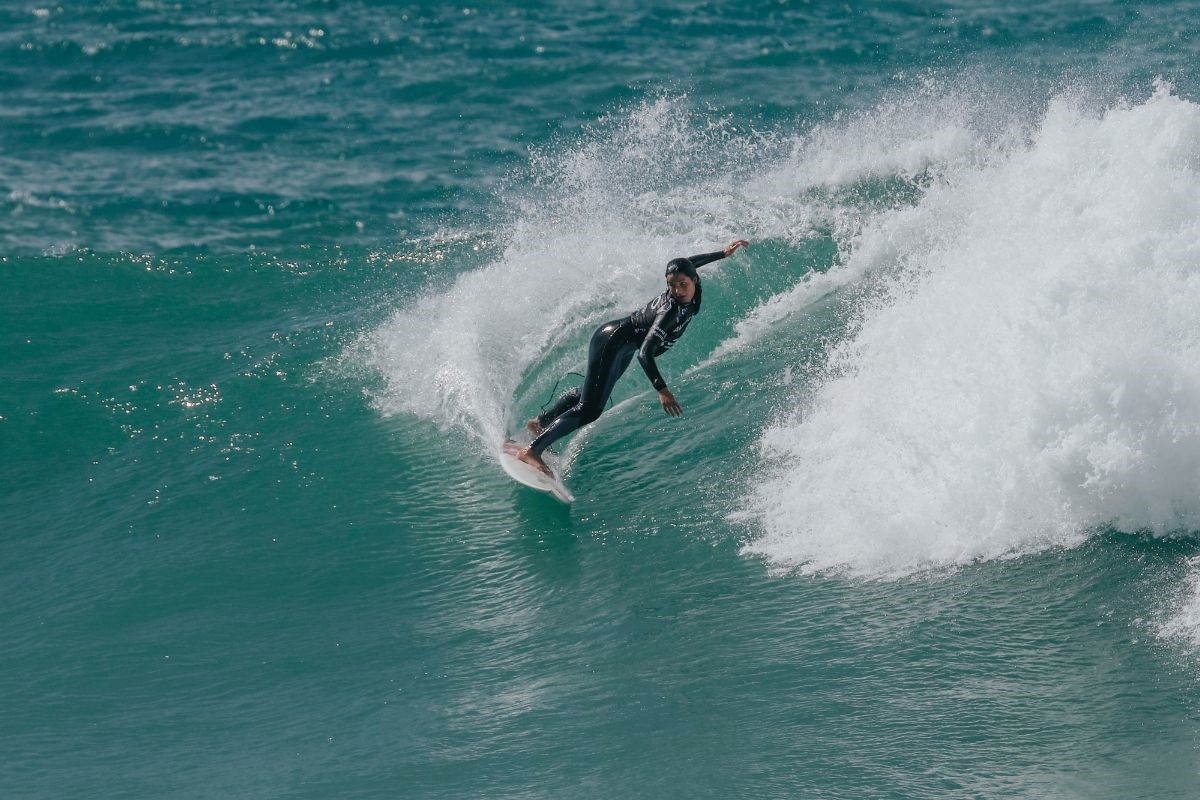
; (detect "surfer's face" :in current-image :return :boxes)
[667,274,696,303]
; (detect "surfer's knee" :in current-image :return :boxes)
[537,387,583,427]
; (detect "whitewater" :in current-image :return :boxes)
[364,81,1200,593]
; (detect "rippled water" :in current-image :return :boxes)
[5,3,1200,798]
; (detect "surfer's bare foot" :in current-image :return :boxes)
[517,446,552,475]
[525,418,544,437]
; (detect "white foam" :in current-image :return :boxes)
[701,80,1005,365]
[742,82,1200,577]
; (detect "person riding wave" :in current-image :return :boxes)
[509,239,750,474]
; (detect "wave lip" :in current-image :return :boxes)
[742,83,1200,578]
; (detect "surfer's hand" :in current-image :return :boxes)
[724,239,749,257]
[659,389,682,417]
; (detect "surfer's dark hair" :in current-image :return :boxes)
[665,257,698,280]
[665,257,702,313]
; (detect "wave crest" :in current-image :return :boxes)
[742,83,1200,577]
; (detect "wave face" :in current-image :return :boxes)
[361,86,993,451]
[743,83,1200,577]
[363,80,1200,581]
[359,98,747,449]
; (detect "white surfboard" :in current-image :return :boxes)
[499,438,574,503]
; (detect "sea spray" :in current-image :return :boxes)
[363,88,1001,451]
[1160,555,1200,648]
[742,83,1200,578]
[361,97,779,449]
[703,78,1031,363]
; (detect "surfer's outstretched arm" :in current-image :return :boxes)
[636,307,685,417]
[724,239,750,256]
[636,311,671,390]
[636,346,683,417]
[637,340,682,417]
[685,239,750,270]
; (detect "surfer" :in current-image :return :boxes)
[511,239,750,474]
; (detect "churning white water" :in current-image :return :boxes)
[743,82,1200,577]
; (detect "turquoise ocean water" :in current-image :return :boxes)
[6,2,1200,797]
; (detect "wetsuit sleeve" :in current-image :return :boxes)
[686,250,726,270]
[636,308,673,391]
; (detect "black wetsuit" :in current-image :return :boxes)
[528,250,726,456]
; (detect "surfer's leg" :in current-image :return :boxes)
[530,388,582,435]
[527,323,631,457]
[583,348,636,422]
